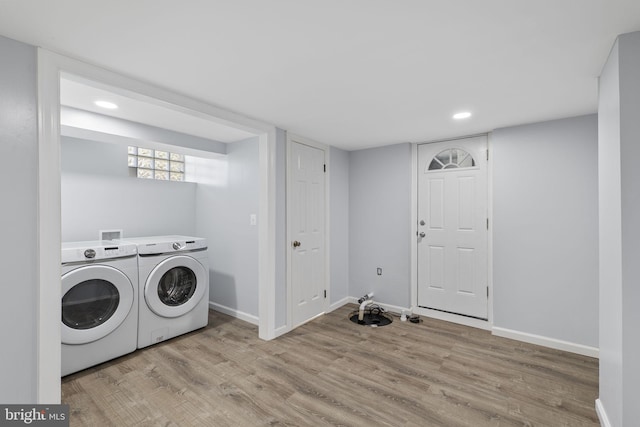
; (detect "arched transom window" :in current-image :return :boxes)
[428,148,475,170]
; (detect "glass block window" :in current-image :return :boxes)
[428,148,475,171]
[128,146,185,181]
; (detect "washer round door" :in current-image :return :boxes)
[61,265,134,345]
[144,255,207,318]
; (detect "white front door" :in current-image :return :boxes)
[288,136,327,328]
[417,136,488,319]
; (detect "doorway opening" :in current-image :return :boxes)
[37,50,278,403]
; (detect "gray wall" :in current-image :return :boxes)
[199,137,260,318]
[492,115,599,347]
[0,35,38,403]
[329,146,349,305]
[347,117,599,352]
[349,143,412,307]
[61,137,198,241]
[598,31,640,427]
[62,128,262,320]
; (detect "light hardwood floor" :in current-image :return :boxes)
[62,305,599,426]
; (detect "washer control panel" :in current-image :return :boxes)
[62,241,137,264]
[84,249,96,259]
[127,236,207,255]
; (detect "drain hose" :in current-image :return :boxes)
[358,299,374,322]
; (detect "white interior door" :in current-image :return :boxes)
[417,136,488,319]
[288,136,327,328]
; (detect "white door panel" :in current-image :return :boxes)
[61,265,134,345]
[417,136,488,319]
[289,139,326,327]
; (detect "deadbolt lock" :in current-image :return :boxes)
[292,241,301,248]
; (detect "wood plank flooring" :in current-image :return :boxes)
[62,305,599,426]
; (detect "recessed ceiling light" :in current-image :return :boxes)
[453,111,472,120]
[95,100,118,110]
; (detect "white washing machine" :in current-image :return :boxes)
[122,235,209,349]
[61,241,138,376]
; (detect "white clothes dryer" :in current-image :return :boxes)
[61,241,138,376]
[122,236,209,348]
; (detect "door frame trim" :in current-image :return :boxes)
[37,49,278,402]
[285,133,330,331]
[410,134,493,330]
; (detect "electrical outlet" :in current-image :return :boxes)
[250,214,257,226]
[377,267,382,276]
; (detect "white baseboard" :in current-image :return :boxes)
[209,301,259,326]
[273,300,348,339]
[327,297,350,313]
[273,324,289,338]
[343,296,598,358]
[267,298,352,340]
[595,399,611,427]
[413,306,491,331]
[346,297,408,315]
[492,326,599,358]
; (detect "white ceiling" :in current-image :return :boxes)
[60,78,256,143]
[1,1,639,151]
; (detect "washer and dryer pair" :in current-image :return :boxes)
[60,236,209,376]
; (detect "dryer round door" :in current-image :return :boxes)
[61,265,134,345]
[144,255,207,318]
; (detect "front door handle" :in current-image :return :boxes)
[292,240,301,248]
[419,232,426,238]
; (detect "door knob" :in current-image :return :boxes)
[292,240,301,248]
[419,232,426,238]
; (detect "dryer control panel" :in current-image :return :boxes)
[123,235,207,256]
